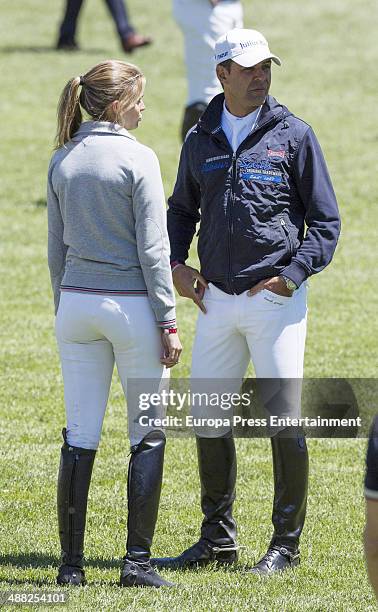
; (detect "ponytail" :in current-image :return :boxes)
[55,76,83,148]
[54,61,144,149]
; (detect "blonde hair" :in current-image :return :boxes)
[55,60,144,148]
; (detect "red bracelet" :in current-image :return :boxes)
[162,327,178,334]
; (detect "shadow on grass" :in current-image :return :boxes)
[0,553,120,570]
[0,46,107,55]
[34,199,46,208]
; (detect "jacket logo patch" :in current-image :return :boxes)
[267,148,286,160]
[241,170,282,184]
[240,160,282,183]
[202,155,230,173]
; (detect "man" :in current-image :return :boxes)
[173,0,243,140]
[56,0,151,53]
[365,415,378,599]
[153,28,341,574]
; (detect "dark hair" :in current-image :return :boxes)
[216,59,233,90]
[218,59,233,72]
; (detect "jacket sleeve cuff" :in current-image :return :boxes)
[280,260,309,288]
[154,306,177,328]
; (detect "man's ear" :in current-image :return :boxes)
[216,65,227,86]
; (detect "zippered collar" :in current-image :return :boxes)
[198,93,291,139]
[72,121,137,141]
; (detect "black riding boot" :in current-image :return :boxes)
[56,429,96,586]
[250,429,309,575]
[181,102,207,141]
[120,430,174,588]
[152,434,238,569]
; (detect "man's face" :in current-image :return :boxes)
[218,59,272,113]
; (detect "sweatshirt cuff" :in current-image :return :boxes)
[154,306,177,329]
[280,260,309,288]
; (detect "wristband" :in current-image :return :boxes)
[161,327,178,334]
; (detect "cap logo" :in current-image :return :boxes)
[215,50,229,61]
[239,40,266,49]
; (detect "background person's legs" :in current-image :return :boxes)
[105,0,134,39]
[173,0,243,139]
[57,0,84,49]
[104,0,152,52]
[57,0,151,52]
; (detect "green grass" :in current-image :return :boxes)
[1,0,377,609]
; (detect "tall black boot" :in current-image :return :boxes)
[181,102,207,141]
[56,429,96,586]
[151,434,238,569]
[120,430,174,588]
[250,429,309,575]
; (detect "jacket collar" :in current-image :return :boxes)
[198,93,290,137]
[73,121,136,141]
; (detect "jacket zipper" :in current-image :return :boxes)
[228,153,237,291]
[69,453,78,557]
[214,112,284,291]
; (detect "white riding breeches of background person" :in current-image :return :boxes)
[173,0,243,106]
[190,283,308,437]
[55,292,168,449]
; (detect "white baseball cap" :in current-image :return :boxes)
[214,28,281,68]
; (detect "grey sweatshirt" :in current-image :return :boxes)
[47,121,176,326]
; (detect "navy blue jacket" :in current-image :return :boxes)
[167,93,341,294]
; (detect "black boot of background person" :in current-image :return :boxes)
[120,430,174,588]
[151,434,238,570]
[181,102,207,141]
[250,429,309,575]
[56,428,96,586]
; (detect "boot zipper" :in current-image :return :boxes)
[126,453,133,554]
[69,453,79,557]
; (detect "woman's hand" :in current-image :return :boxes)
[160,329,183,368]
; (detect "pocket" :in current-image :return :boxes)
[278,217,295,256]
[262,288,293,305]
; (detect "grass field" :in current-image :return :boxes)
[1,0,378,610]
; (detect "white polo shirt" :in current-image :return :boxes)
[221,101,262,152]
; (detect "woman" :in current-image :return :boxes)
[47,60,182,588]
